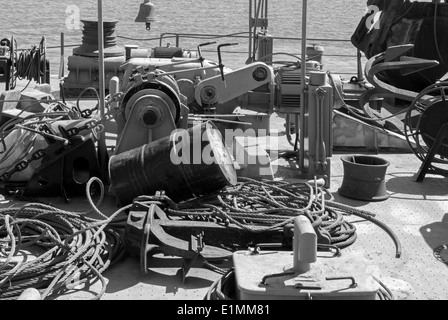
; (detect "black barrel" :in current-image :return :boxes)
[109,121,237,205]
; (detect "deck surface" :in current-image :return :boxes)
[43,152,447,301]
[2,78,448,301]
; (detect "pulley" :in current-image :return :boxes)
[115,88,179,154]
[114,68,187,155]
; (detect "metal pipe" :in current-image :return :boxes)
[36,35,355,52]
[299,0,308,172]
[97,0,109,183]
[156,65,219,77]
[357,49,364,81]
[252,0,263,62]
[265,0,269,21]
[42,36,47,84]
[59,32,65,79]
[248,0,252,61]
[315,94,320,170]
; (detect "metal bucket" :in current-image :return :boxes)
[339,155,390,202]
[109,121,237,205]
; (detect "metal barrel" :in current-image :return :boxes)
[109,121,237,205]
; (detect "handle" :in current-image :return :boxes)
[197,41,217,67]
[217,43,239,82]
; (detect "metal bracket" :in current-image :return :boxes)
[125,203,231,283]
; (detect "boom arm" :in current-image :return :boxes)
[194,62,274,106]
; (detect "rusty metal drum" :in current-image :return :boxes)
[109,121,237,205]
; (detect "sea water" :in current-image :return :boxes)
[0,0,370,78]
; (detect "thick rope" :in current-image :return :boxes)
[167,178,358,250]
[0,178,128,300]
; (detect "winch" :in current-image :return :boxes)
[113,67,189,155]
[0,37,16,91]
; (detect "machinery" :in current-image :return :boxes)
[112,42,335,186]
[0,37,16,91]
[404,81,448,182]
[59,0,339,188]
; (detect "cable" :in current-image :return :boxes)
[372,275,395,300]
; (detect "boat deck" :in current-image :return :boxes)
[1,78,448,301]
[97,154,448,301]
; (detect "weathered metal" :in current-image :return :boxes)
[125,202,231,282]
[360,45,439,108]
[109,121,237,205]
[339,155,390,202]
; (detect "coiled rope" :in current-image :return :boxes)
[15,40,49,88]
[167,177,401,258]
[0,178,128,300]
[167,177,358,250]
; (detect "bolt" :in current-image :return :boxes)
[142,109,158,126]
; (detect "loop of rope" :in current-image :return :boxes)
[0,178,127,300]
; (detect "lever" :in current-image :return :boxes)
[197,41,217,68]
[217,43,239,85]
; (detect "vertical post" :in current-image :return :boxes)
[299,0,308,172]
[265,0,268,23]
[42,36,47,84]
[60,32,65,79]
[248,0,253,62]
[357,49,364,82]
[293,215,317,274]
[98,0,109,183]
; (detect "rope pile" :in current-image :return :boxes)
[0,200,128,300]
[168,177,356,249]
[168,177,401,257]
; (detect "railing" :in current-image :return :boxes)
[156,32,364,75]
[31,31,366,78]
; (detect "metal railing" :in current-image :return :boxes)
[34,31,365,77]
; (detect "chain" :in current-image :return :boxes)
[0,92,125,183]
[0,148,46,182]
